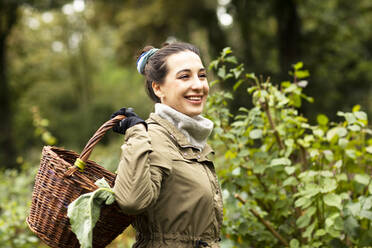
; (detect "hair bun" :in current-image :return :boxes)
[161,42,170,48]
[136,48,159,74]
[137,46,154,60]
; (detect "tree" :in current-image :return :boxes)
[0,1,19,168]
[0,0,68,168]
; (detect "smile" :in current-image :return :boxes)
[185,96,202,100]
[184,95,204,103]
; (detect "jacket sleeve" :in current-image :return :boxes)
[113,124,172,215]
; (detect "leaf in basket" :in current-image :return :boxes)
[67,178,115,248]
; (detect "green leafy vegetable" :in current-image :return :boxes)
[67,178,115,248]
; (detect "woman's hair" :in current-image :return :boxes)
[137,42,201,103]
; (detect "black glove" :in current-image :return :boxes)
[111,107,147,135]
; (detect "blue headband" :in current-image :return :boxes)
[136,48,159,74]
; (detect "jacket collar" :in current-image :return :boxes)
[148,113,214,161]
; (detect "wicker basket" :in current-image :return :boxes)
[26,115,134,248]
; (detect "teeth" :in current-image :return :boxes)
[187,96,202,100]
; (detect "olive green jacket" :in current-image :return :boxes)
[113,113,223,248]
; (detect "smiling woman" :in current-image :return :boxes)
[109,42,223,248]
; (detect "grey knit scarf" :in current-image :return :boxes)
[155,103,213,150]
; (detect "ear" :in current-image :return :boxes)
[152,82,164,100]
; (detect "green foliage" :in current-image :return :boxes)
[0,107,59,247]
[207,50,372,247]
[0,162,40,247]
[31,106,57,145]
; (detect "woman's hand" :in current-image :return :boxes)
[111,107,147,134]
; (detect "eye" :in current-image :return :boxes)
[199,73,207,79]
[178,74,189,80]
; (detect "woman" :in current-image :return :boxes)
[111,42,223,248]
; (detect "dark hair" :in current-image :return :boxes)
[137,42,201,103]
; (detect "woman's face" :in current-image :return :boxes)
[152,51,209,117]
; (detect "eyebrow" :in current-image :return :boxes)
[176,68,206,75]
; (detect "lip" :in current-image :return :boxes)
[184,95,204,104]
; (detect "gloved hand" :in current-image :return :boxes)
[111,107,147,135]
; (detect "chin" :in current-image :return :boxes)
[184,109,203,117]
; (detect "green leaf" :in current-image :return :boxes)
[285,138,294,148]
[366,146,372,154]
[233,79,244,91]
[295,197,311,208]
[293,62,303,70]
[314,229,326,237]
[334,160,343,169]
[283,176,298,187]
[354,111,367,120]
[303,220,316,238]
[295,70,310,79]
[323,193,342,210]
[296,213,311,228]
[313,128,324,137]
[289,239,300,248]
[344,216,359,238]
[320,171,334,177]
[336,127,348,137]
[246,73,256,80]
[270,158,291,167]
[348,125,361,132]
[352,105,361,112]
[338,138,349,148]
[225,56,238,64]
[253,164,266,174]
[67,178,115,248]
[231,64,244,79]
[297,80,308,88]
[360,210,372,220]
[208,60,219,70]
[284,166,296,175]
[238,149,250,157]
[347,202,361,216]
[321,178,337,193]
[326,128,338,142]
[217,66,226,78]
[345,113,357,124]
[362,196,372,210]
[336,173,347,182]
[306,206,317,217]
[326,127,347,142]
[210,80,220,87]
[325,212,340,228]
[249,129,263,139]
[323,150,334,162]
[317,114,329,125]
[301,186,321,198]
[354,174,370,185]
[345,149,357,159]
[221,47,232,56]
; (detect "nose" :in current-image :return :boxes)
[191,76,203,90]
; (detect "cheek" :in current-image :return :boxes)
[204,82,210,95]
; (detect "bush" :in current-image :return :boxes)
[0,161,40,247]
[206,48,372,247]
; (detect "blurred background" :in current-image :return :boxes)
[0,0,371,247]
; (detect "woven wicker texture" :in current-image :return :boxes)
[27,115,134,248]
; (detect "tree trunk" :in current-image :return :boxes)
[274,0,302,81]
[232,0,254,67]
[0,4,18,168]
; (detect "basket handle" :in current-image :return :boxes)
[65,115,126,176]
